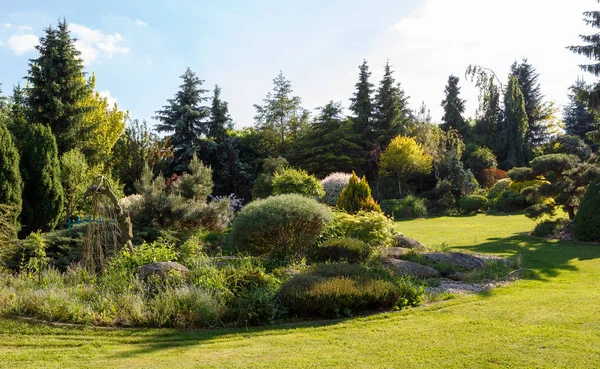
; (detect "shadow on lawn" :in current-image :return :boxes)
[454,233,600,281]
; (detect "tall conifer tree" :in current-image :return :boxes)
[564,79,597,140]
[440,75,468,136]
[500,76,529,169]
[208,85,233,142]
[349,60,374,138]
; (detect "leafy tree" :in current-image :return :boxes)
[0,119,22,221]
[254,71,309,156]
[26,19,91,155]
[208,85,233,142]
[511,59,552,147]
[500,75,529,169]
[372,61,412,148]
[251,156,289,199]
[337,172,381,214]
[60,149,91,222]
[20,124,65,234]
[378,135,432,197]
[509,154,600,220]
[411,123,465,180]
[291,101,364,178]
[564,79,597,141]
[349,60,374,139]
[155,68,210,172]
[112,119,174,194]
[440,75,468,136]
[272,168,325,199]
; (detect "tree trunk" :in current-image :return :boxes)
[567,206,576,220]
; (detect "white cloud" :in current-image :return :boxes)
[99,90,117,106]
[7,33,38,55]
[135,19,147,27]
[70,23,130,65]
[17,25,33,33]
[368,0,593,121]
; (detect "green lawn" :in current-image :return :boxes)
[2,214,600,368]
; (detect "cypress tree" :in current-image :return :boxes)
[154,67,210,172]
[500,76,529,169]
[372,61,412,149]
[349,60,374,139]
[564,79,597,140]
[20,124,65,234]
[440,75,468,136]
[26,19,91,155]
[0,109,22,216]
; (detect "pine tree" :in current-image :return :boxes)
[155,67,210,172]
[500,76,529,169]
[209,85,233,142]
[440,75,468,136]
[564,78,597,140]
[510,59,551,147]
[291,101,364,178]
[20,124,65,234]
[254,71,309,156]
[349,60,374,138]
[372,61,412,149]
[26,19,91,155]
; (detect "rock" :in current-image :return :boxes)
[423,252,485,271]
[447,271,464,281]
[394,235,425,250]
[386,247,411,259]
[383,258,441,279]
[138,261,189,280]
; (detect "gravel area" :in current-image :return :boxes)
[426,279,509,295]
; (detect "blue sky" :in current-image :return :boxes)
[0,0,596,129]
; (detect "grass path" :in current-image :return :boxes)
[2,214,600,368]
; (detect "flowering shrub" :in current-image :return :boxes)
[321,173,352,206]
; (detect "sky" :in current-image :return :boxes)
[0,0,597,129]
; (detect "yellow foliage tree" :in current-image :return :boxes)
[379,135,433,197]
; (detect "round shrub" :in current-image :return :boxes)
[272,168,325,199]
[460,195,488,214]
[479,168,508,188]
[322,211,394,247]
[278,263,421,318]
[574,178,600,242]
[380,195,428,220]
[532,218,570,238]
[314,237,371,263]
[228,194,334,259]
[321,172,351,206]
[488,178,511,199]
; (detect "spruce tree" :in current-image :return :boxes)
[154,67,210,172]
[500,76,529,169]
[440,75,468,136]
[26,19,91,155]
[349,60,374,138]
[20,124,64,234]
[208,85,233,142]
[372,61,412,149]
[292,101,364,178]
[510,59,551,147]
[564,79,597,140]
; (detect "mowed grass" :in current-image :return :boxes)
[2,214,600,368]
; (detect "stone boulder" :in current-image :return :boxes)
[383,258,441,279]
[139,261,189,280]
[386,247,411,259]
[423,252,485,271]
[394,235,426,250]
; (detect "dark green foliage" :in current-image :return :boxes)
[440,75,468,136]
[372,61,413,147]
[228,194,333,259]
[20,124,64,234]
[349,60,374,141]
[272,168,325,199]
[321,211,394,247]
[278,263,421,318]
[208,85,233,142]
[493,191,529,213]
[446,152,478,199]
[155,68,210,172]
[473,79,503,151]
[251,156,288,199]
[511,59,551,147]
[254,71,309,156]
[569,10,600,78]
[380,195,428,220]
[539,134,592,162]
[314,237,371,264]
[336,172,381,214]
[26,19,91,155]
[532,219,570,238]
[500,75,529,169]
[564,79,597,141]
[291,101,364,178]
[465,146,497,182]
[460,195,488,214]
[0,120,22,217]
[574,178,600,242]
